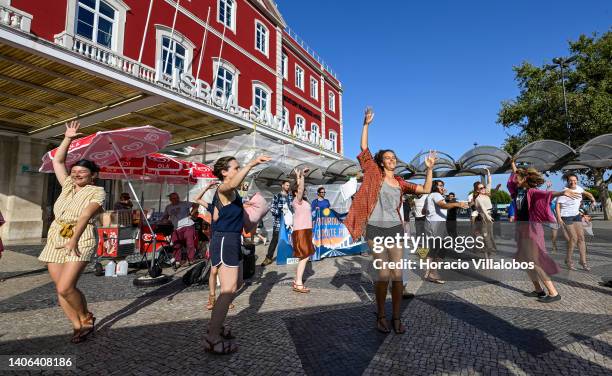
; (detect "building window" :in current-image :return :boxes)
[282,53,288,80]
[155,25,195,82]
[252,82,271,113]
[295,65,304,90]
[282,107,289,123]
[310,77,318,100]
[295,115,305,133]
[255,21,268,56]
[329,130,338,152]
[328,91,336,112]
[76,0,116,49]
[218,0,236,30]
[311,123,319,143]
[161,37,186,76]
[216,67,234,98]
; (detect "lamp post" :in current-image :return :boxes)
[551,56,577,147]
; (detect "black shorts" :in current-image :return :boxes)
[365,224,404,242]
[209,231,242,268]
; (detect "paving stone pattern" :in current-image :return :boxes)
[0,225,611,375]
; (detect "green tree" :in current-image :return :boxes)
[497,31,612,219]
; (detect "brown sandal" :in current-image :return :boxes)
[292,281,310,293]
[71,312,96,344]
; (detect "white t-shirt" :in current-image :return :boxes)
[164,201,195,229]
[426,192,447,221]
[557,186,584,217]
[413,195,427,218]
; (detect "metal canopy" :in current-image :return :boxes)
[564,133,612,169]
[458,146,511,173]
[514,140,576,171]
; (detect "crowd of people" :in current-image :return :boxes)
[32,113,599,353]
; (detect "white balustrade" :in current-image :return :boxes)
[0,5,32,33]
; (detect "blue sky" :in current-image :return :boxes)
[276,0,611,198]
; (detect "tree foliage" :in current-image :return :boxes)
[497,31,612,219]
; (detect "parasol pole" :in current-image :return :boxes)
[108,140,159,277]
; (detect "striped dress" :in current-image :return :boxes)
[38,177,105,264]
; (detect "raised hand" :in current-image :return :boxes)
[64,120,82,139]
[363,107,374,126]
[250,155,272,166]
[424,150,438,169]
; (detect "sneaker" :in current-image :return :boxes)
[523,290,547,298]
[537,294,561,303]
[260,257,273,267]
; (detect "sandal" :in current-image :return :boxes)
[71,312,95,344]
[565,260,576,271]
[580,262,591,272]
[204,334,238,355]
[376,315,390,334]
[206,294,216,310]
[392,318,406,334]
[206,324,236,340]
[292,281,310,293]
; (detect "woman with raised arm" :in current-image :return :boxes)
[38,121,106,344]
[556,173,596,271]
[290,167,316,293]
[507,160,581,303]
[203,154,271,354]
[345,107,436,334]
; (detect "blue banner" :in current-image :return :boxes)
[276,208,367,265]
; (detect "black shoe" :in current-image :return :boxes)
[538,294,561,303]
[524,290,546,298]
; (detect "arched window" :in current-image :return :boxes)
[329,130,338,152]
[310,77,318,99]
[252,82,271,113]
[295,115,305,134]
[155,25,195,81]
[311,123,320,143]
[213,59,239,99]
[295,65,304,90]
[161,37,186,76]
[328,91,336,112]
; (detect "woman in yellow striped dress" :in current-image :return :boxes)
[38,121,106,344]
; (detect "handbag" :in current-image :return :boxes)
[243,192,269,233]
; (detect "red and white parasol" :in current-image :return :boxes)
[39,126,172,172]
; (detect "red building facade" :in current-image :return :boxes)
[6,0,343,153]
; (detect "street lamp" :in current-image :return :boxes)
[551,55,578,147]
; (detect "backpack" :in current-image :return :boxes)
[182,260,211,286]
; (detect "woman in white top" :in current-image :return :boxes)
[555,173,596,271]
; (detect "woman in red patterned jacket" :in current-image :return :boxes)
[346,107,436,334]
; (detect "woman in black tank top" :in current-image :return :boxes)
[202,154,270,355]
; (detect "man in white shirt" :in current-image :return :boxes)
[424,180,468,283]
[163,192,199,268]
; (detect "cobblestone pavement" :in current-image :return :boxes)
[0,223,611,375]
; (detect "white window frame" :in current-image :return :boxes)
[329,130,338,152]
[295,115,306,135]
[217,0,237,32]
[282,106,289,123]
[254,20,269,57]
[252,81,272,114]
[282,53,288,80]
[311,123,320,143]
[155,25,196,80]
[212,58,239,99]
[310,77,318,100]
[295,65,304,91]
[328,91,336,112]
[62,0,129,53]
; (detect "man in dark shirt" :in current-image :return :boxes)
[446,192,458,238]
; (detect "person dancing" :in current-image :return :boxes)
[38,121,106,343]
[556,173,596,271]
[508,160,580,303]
[204,154,270,354]
[345,107,435,334]
[291,167,315,293]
